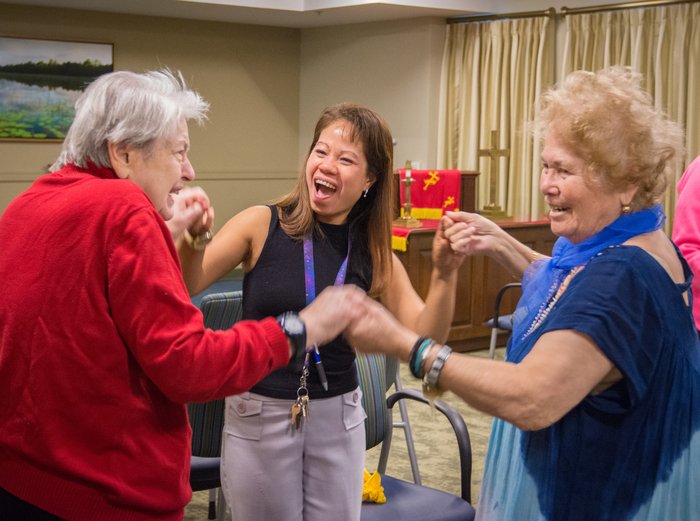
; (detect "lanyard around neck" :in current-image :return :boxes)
[303,234,351,306]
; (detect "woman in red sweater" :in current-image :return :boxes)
[0,69,368,521]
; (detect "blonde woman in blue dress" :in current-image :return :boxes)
[348,67,699,521]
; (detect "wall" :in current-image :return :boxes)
[0,3,301,226]
[299,17,446,170]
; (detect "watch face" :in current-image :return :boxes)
[283,313,305,336]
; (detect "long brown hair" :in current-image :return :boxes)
[274,103,395,297]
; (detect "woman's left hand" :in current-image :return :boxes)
[432,214,468,275]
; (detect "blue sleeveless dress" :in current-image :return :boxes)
[476,245,700,521]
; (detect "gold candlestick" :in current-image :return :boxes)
[393,161,422,228]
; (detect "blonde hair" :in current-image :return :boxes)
[274,103,395,297]
[535,66,685,209]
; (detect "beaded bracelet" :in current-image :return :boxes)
[411,338,434,378]
[417,340,435,379]
[422,344,452,399]
[408,336,426,376]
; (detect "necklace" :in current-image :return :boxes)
[524,265,584,338]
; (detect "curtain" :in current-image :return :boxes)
[437,17,555,221]
[563,2,700,231]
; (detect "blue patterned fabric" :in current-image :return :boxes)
[355,352,389,449]
[477,246,700,521]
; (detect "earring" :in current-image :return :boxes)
[621,203,632,214]
[363,188,369,198]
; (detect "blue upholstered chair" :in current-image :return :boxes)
[356,352,476,521]
[188,290,244,520]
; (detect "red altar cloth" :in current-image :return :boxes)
[398,169,461,220]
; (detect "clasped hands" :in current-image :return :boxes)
[440,210,503,257]
[302,212,497,359]
[166,186,215,242]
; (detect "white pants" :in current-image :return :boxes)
[221,388,367,521]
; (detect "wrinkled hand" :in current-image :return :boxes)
[345,297,418,361]
[166,186,215,241]
[299,285,368,348]
[432,214,468,275]
[442,211,503,256]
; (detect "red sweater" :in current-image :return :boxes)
[0,164,290,520]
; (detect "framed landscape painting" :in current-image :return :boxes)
[0,36,113,141]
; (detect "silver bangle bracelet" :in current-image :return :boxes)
[422,344,452,398]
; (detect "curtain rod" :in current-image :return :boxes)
[447,7,556,24]
[561,0,698,16]
[447,0,697,23]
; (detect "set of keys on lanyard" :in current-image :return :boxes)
[291,344,327,429]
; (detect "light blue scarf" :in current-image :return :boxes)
[509,204,666,360]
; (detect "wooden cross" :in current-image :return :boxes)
[478,130,509,215]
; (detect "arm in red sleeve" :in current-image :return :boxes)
[107,205,290,403]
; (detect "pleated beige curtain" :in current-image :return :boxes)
[437,17,555,221]
[562,2,700,231]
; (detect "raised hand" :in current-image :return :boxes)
[432,213,469,275]
[442,211,505,256]
[166,186,215,241]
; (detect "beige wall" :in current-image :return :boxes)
[0,3,301,226]
[300,17,446,170]
[1,5,449,220]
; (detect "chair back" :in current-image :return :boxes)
[189,290,244,458]
[355,352,392,450]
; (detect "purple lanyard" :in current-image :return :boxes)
[303,235,351,306]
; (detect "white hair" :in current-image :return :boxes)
[51,69,209,171]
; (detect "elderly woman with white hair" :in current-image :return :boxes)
[0,69,368,521]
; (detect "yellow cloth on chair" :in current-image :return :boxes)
[362,469,386,504]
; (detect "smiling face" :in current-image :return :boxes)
[306,120,373,224]
[540,135,634,244]
[119,118,195,220]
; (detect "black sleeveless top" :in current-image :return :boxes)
[244,206,373,399]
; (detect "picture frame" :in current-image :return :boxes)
[0,36,113,142]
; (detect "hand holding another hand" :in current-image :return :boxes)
[442,211,504,256]
[167,186,215,242]
[299,286,418,362]
[432,214,468,276]
[299,285,367,348]
[344,296,417,362]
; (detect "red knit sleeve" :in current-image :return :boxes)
[106,203,290,403]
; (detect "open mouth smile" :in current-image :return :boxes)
[314,178,338,196]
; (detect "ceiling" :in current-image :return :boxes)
[2,0,490,28]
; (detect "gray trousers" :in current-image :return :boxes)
[221,388,367,521]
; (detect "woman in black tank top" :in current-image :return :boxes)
[177,103,467,521]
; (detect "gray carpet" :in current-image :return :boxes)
[184,347,504,520]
